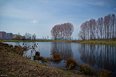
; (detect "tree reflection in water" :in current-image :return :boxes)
[51,42,73,62]
[79,44,116,72]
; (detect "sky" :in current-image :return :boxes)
[0,0,116,39]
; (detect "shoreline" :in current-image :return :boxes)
[0,43,87,77]
[0,42,112,77]
[0,39,75,42]
[1,39,116,45]
[78,40,116,45]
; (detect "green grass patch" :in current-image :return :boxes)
[0,39,78,43]
[78,40,116,45]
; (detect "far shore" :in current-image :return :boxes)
[0,39,116,45]
[78,39,116,45]
[0,39,79,42]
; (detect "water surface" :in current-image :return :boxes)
[5,42,116,75]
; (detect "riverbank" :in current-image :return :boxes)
[0,43,87,77]
[78,40,116,45]
[0,39,78,42]
[1,39,116,45]
[0,42,113,77]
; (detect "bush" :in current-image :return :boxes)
[98,69,111,77]
[79,64,95,75]
[35,52,40,56]
[66,58,77,70]
[33,52,41,60]
[52,53,62,62]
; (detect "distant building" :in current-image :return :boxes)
[0,31,14,40]
[0,31,6,39]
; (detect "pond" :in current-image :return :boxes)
[5,42,116,76]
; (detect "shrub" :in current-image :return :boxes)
[79,64,95,75]
[66,58,77,70]
[35,52,40,56]
[34,52,41,60]
[52,53,62,62]
[98,69,111,77]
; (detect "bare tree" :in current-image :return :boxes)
[32,34,36,40]
[97,17,104,39]
[51,23,74,40]
[14,33,22,40]
[79,14,116,40]
[24,33,31,40]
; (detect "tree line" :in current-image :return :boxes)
[13,33,36,40]
[2,14,115,40]
[79,14,116,40]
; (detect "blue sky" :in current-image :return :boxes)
[0,0,116,39]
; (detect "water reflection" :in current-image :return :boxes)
[5,42,116,73]
[79,44,116,72]
[51,42,73,60]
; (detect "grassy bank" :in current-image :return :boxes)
[1,39,116,45]
[78,40,116,45]
[0,39,78,43]
[0,43,86,77]
[52,39,116,45]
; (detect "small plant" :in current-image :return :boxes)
[98,69,111,77]
[35,52,40,56]
[79,64,95,75]
[66,58,77,70]
[52,53,62,62]
[34,52,40,60]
